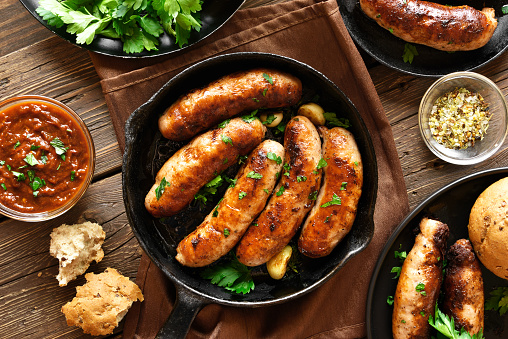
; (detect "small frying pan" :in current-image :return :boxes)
[122,52,378,338]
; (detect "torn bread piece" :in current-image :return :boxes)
[50,221,106,286]
[61,267,144,336]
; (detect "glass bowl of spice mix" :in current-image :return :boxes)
[0,96,95,221]
[419,72,507,165]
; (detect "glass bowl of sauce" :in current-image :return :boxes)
[0,96,95,221]
[419,72,508,165]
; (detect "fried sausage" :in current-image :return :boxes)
[298,126,363,258]
[175,140,285,267]
[236,116,322,267]
[359,0,497,51]
[392,218,449,338]
[145,118,265,218]
[159,68,302,141]
[442,239,484,336]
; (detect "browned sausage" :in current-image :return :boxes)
[392,218,449,338]
[442,239,484,336]
[298,126,363,258]
[236,116,322,267]
[159,68,302,141]
[359,0,497,51]
[145,118,265,218]
[175,140,284,267]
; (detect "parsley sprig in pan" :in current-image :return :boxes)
[36,0,203,54]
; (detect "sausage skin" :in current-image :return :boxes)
[145,118,265,218]
[392,218,449,338]
[298,126,363,258]
[359,0,497,51]
[159,68,302,141]
[442,239,484,336]
[236,116,322,267]
[175,140,285,267]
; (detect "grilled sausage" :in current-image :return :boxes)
[236,116,322,267]
[359,0,497,51]
[392,218,449,338]
[443,239,484,336]
[175,140,285,267]
[298,126,363,258]
[145,118,265,218]
[159,68,302,141]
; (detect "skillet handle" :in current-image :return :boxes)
[155,285,208,339]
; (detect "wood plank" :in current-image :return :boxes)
[0,172,142,338]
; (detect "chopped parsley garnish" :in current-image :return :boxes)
[70,170,76,181]
[297,175,307,182]
[221,134,233,146]
[222,158,228,164]
[415,283,426,296]
[13,141,20,149]
[323,112,351,128]
[262,73,273,85]
[341,182,348,190]
[420,311,425,317]
[389,28,394,34]
[194,175,223,205]
[241,110,258,123]
[401,320,406,324]
[50,138,69,160]
[391,246,407,279]
[308,191,318,201]
[267,152,282,165]
[324,215,331,223]
[57,163,61,170]
[226,177,237,188]
[12,171,26,181]
[262,114,277,125]
[275,122,286,134]
[155,177,170,200]
[403,43,419,64]
[503,5,508,15]
[0,183,6,190]
[200,253,254,294]
[218,119,231,128]
[24,153,40,166]
[238,155,248,164]
[30,145,41,150]
[40,152,48,164]
[320,193,341,208]
[6,164,11,171]
[0,160,4,166]
[276,186,285,196]
[316,158,328,170]
[485,287,508,316]
[262,88,268,96]
[30,176,45,192]
[238,191,247,200]
[354,161,359,166]
[223,228,230,237]
[263,189,270,194]
[252,98,259,103]
[283,163,291,177]
[246,171,262,179]
[387,295,394,306]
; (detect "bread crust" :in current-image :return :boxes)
[468,177,508,280]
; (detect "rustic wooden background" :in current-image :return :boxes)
[0,0,507,338]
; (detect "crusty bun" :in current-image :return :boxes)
[468,177,508,280]
[61,268,144,336]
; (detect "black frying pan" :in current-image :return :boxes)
[122,52,378,338]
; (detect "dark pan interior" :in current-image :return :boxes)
[367,167,508,338]
[20,0,244,58]
[123,52,378,306]
[338,0,508,77]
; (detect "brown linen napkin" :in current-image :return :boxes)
[89,0,410,337]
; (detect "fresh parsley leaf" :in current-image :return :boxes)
[224,228,230,237]
[155,177,170,200]
[0,160,4,166]
[321,193,341,208]
[246,171,262,179]
[24,153,40,166]
[70,170,76,181]
[30,176,45,192]
[241,110,258,123]
[486,287,508,316]
[415,282,426,296]
[14,141,21,149]
[221,134,233,146]
[267,152,282,165]
[341,182,347,190]
[387,295,394,306]
[218,119,231,128]
[262,88,268,96]
[238,155,248,164]
[6,164,11,171]
[0,183,6,191]
[262,114,277,125]
[30,145,41,150]
[194,175,223,205]
[276,186,285,196]
[252,97,259,103]
[200,253,255,294]
[263,189,270,194]
[316,158,328,170]
[238,191,247,200]
[50,137,69,159]
[308,191,318,201]
[503,5,508,15]
[429,304,484,339]
[403,43,419,64]
[297,175,307,182]
[226,177,237,188]
[323,112,351,128]
[283,163,291,177]
[262,73,273,85]
[391,266,402,279]
[12,171,26,181]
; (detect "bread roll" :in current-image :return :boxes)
[468,177,508,280]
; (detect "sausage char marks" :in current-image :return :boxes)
[236,116,322,267]
[145,118,265,218]
[298,126,363,258]
[392,217,449,339]
[359,0,497,51]
[175,140,284,267]
[159,68,302,141]
[443,239,484,336]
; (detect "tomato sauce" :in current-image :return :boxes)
[0,101,91,213]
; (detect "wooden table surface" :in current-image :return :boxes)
[1,0,507,338]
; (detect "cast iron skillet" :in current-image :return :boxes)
[338,0,508,77]
[19,0,245,58]
[366,167,508,338]
[123,52,378,338]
